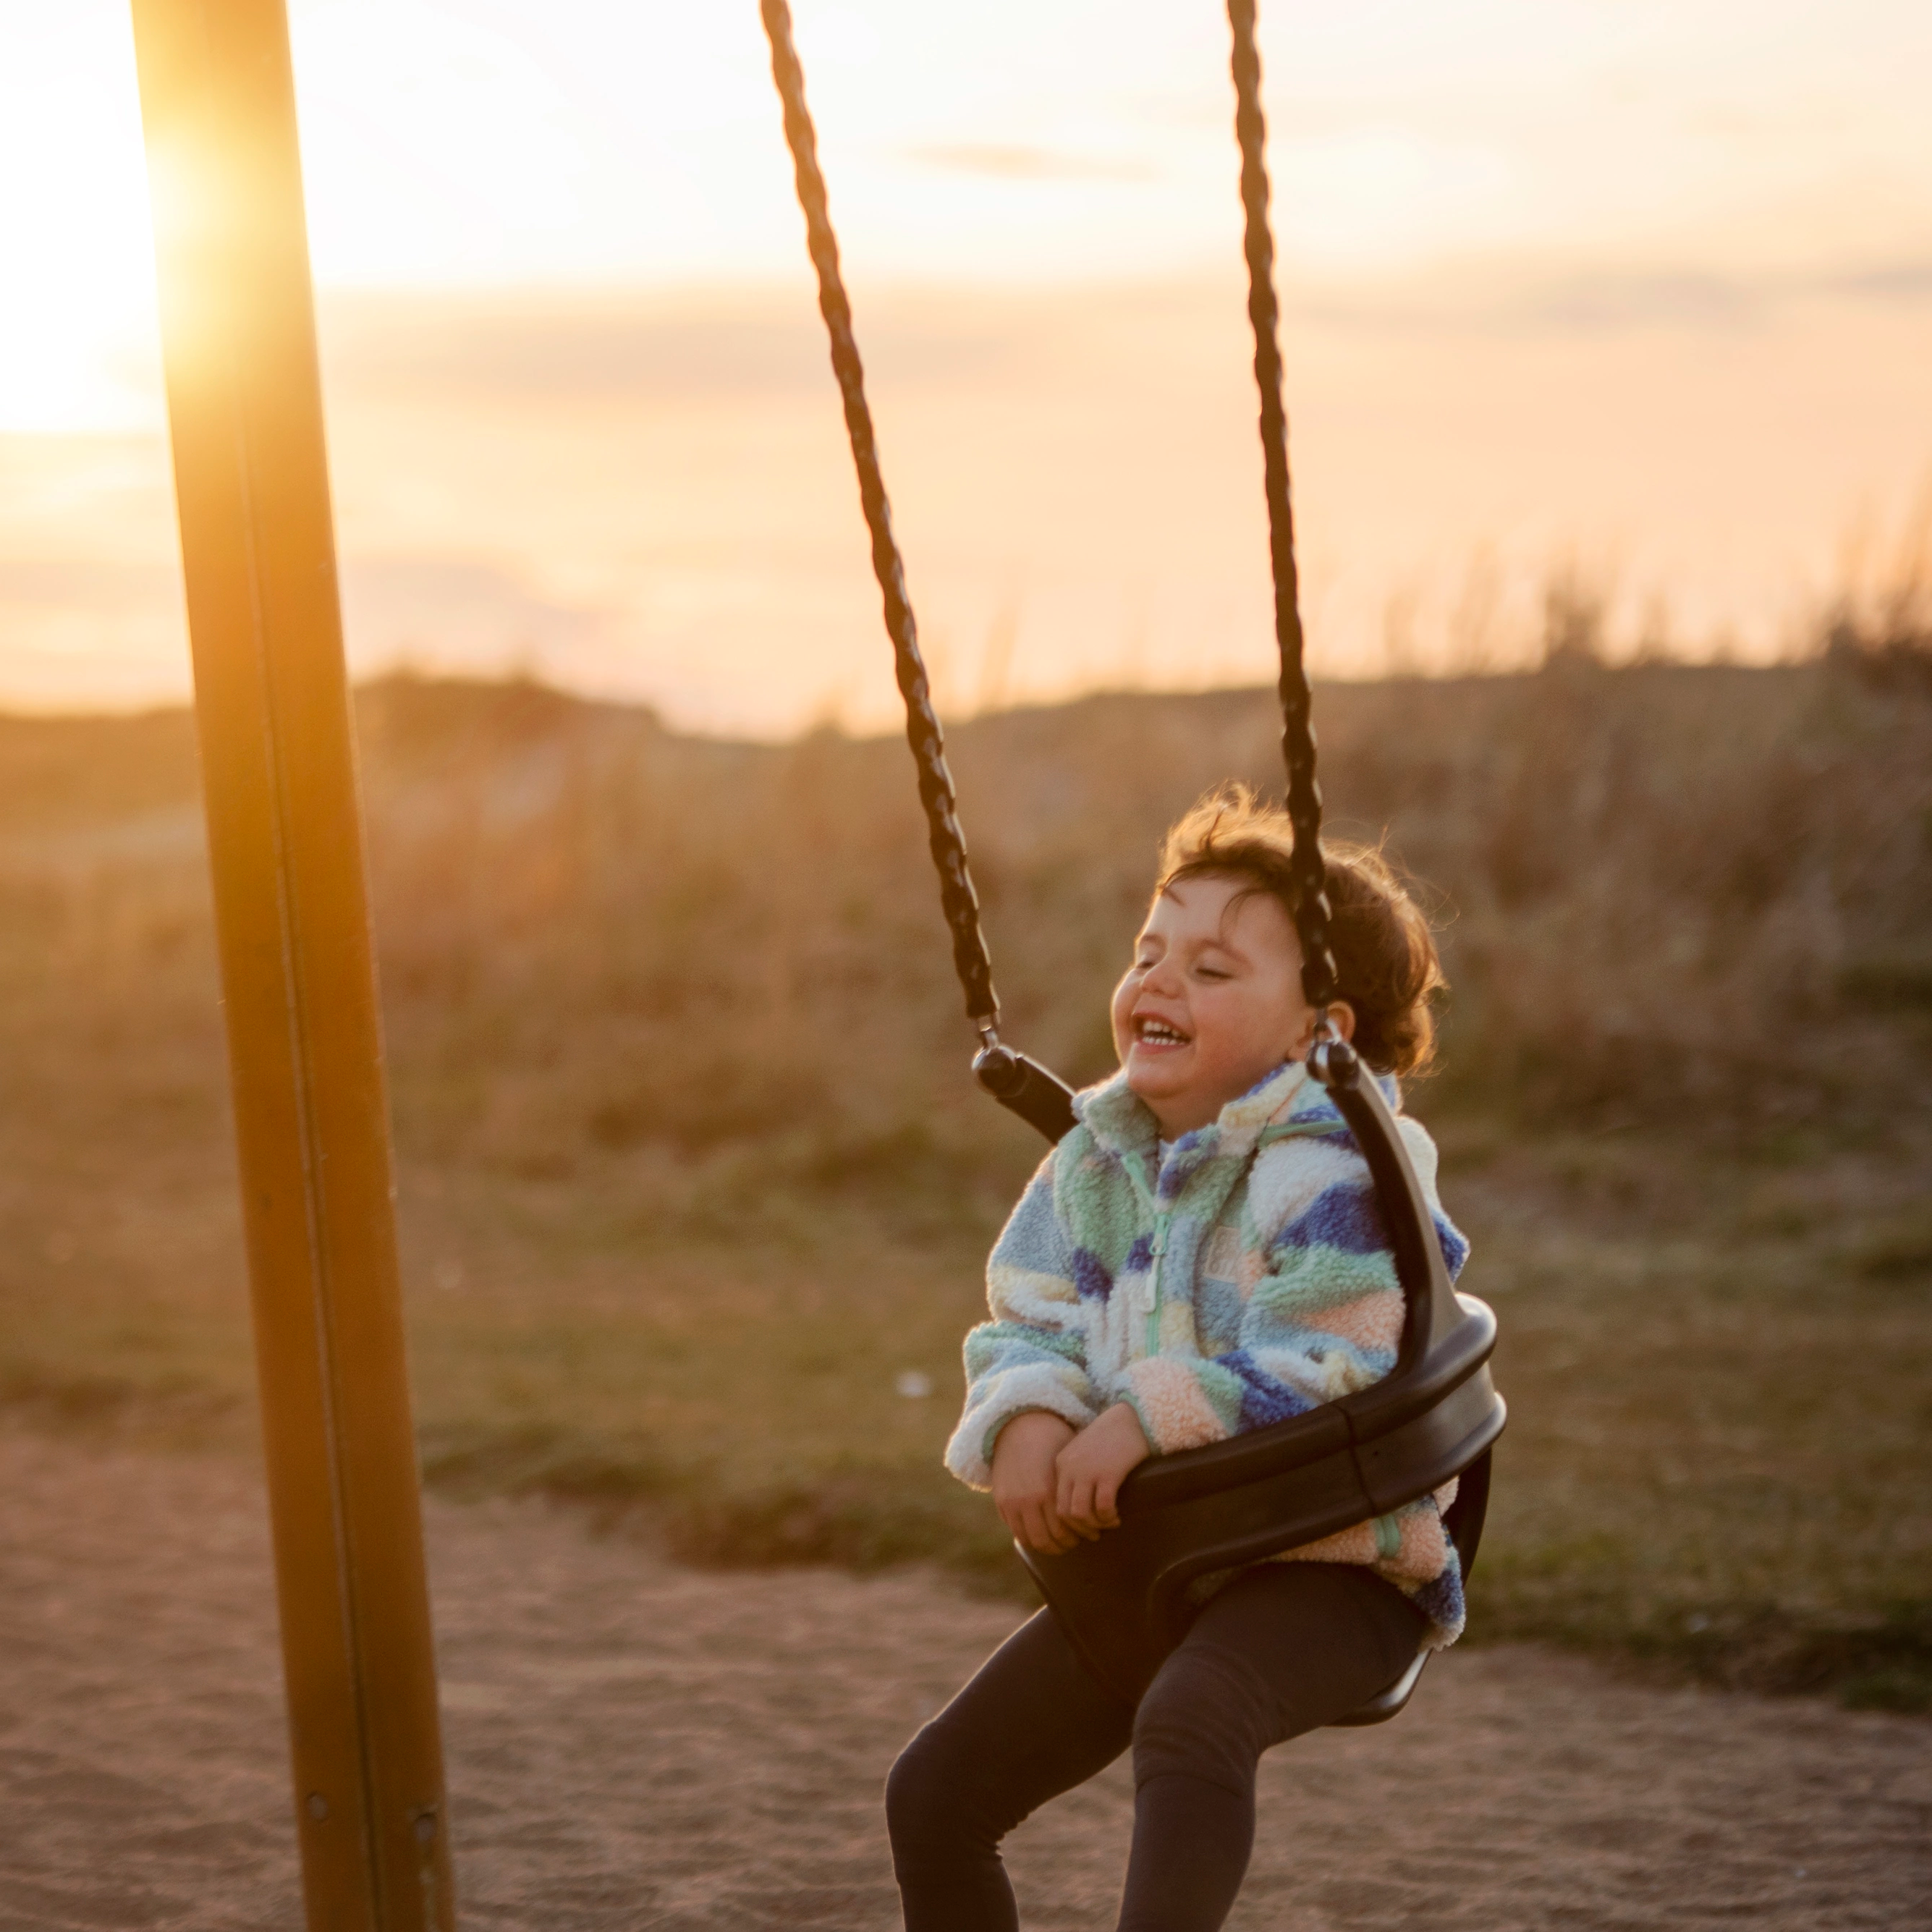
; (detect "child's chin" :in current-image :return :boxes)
[1124,1061,1181,1100]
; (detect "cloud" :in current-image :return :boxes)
[344,558,603,643]
[1296,255,1932,339]
[0,559,179,614]
[310,251,1932,433]
[317,288,1018,405]
[1830,260,1932,302]
[903,143,1156,183]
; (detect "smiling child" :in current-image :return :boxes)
[884,787,1470,1932]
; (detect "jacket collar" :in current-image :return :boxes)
[1078,1055,1375,1175]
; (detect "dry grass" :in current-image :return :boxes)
[0,652,1927,1708]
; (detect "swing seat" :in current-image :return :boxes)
[988,1038,1506,1716]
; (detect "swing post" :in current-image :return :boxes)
[129,2,454,1925]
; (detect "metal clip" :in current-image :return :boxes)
[1306,1010,1360,1090]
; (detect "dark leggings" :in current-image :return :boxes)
[886,1563,1424,1932]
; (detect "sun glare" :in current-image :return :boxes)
[0,9,161,432]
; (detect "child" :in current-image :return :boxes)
[886,788,1470,1932]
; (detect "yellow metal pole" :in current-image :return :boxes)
[127,4,454,1926]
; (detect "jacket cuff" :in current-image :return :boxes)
[945,1370,1098,1489]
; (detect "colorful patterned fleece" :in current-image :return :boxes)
[945,1058,1473,1646]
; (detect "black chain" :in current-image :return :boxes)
[758,0,1001,1033]
[1227,0,1338,1009]
[759,0,1334,1028]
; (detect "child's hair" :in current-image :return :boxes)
[1155,787,1445,1076]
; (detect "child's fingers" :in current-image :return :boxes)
[998,1472,1084,1553]
[1016,1494,1064,1554]
[1042,1496,1081,1552]
[1046,1496,1084,1553]
[1054,1467,1081,1523]
[1054,1464,1081,1518]
[1056,1472,1102,1538]
[1059,1496,1100,1539]
[1035,1510,1076,1554]
[1001,1493,1055,1550]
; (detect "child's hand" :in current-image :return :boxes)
[1054,1402,1151,1537]
[991,1410,1080,1553]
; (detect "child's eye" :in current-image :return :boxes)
[1195,965,1230,981]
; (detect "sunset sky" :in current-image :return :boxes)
[1,1,1928,731]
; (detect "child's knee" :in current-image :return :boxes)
[1131,1647,1271,1798]
[885,1726,945,1841]
[885,1719,989,1854]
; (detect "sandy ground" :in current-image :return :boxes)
[1,1432,1927,1931]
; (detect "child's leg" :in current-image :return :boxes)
[887,1607,1135,1932]
[1119,1563,1426,1932]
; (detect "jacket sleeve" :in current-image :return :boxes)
[944,1156,1104,1489]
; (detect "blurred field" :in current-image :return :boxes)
[0,637,1928,1710]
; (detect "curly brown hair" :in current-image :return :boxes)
[1154,786,1445,1075]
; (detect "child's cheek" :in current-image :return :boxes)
[1109,978,1137,1064]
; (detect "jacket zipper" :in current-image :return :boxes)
[1145,1213,1171,1356]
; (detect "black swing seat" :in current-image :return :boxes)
[975,1035,1506,1718]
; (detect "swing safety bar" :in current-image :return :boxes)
[972,1041,1079,1144]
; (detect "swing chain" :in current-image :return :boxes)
[1226,0,1339,1012]
[760,0,1336,1034]
[758,0,1001,1034]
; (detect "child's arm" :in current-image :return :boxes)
[945,1157,1104,1491]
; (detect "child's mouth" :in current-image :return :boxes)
[1135,1017,1190,1049]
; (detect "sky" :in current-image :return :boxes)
[1,1,1928,729]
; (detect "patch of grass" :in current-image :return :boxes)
[1839,955,1932,1012]
[418,1420,1027,1593]
[0,1357,244,1444]
[6,1120,1929,1709]
[1851,1211,1932,1282]
[1,668,1929,1711]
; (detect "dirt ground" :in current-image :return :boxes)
[2,1431,1926,1931]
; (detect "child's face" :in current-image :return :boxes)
[1110,874,1319,1138]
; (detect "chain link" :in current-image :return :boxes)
[758,0,1001,1031]
[1227,0,1338,1010]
